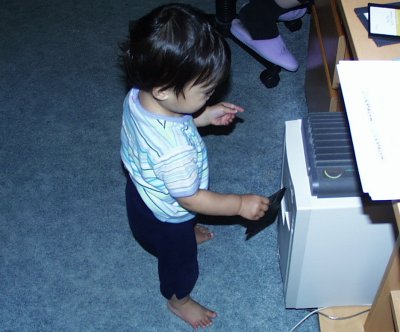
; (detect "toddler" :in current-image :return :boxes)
[120,3,270,329]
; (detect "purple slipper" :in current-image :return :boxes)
[278,7,307,21]
[230,19,299,71]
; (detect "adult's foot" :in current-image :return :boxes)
[230,19,299,71]
[168,295,217,329]
[278,7,307,21]
[194,224,214,244]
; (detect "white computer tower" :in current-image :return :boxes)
[278,119,396,309]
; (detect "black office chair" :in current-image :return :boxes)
[214,0,307,88]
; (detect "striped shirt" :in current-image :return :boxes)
[120,89,209,223]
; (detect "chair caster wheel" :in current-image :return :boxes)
[284,18,302,32]
[260,67,280,88]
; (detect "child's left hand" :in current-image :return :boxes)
[196,102,244,127]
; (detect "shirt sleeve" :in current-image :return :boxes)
[153,145,200,198]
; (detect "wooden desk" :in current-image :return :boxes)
[319,1,400,331]
[305,0,349,113]
[364,202,400,332]
[339,0,400,60]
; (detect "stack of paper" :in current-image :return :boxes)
[337,60,400,200]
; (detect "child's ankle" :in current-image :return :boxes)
[169,294,190,308]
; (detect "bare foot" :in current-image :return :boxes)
[167,295,217,329]
[194,224,214,245]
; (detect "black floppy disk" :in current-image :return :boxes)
[245,187,286,240]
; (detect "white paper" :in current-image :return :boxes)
[369,6,400,36]
[337,60,400,200]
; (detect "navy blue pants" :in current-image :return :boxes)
[239,0,310,39]
[125,177,199,300]
[239,0,286,39]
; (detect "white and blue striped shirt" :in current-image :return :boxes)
[121,89,209,223]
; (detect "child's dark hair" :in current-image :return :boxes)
[120,3,231,96]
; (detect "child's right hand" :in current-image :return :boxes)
[238,194,270,221]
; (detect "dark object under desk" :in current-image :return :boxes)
[215,0,237,36]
